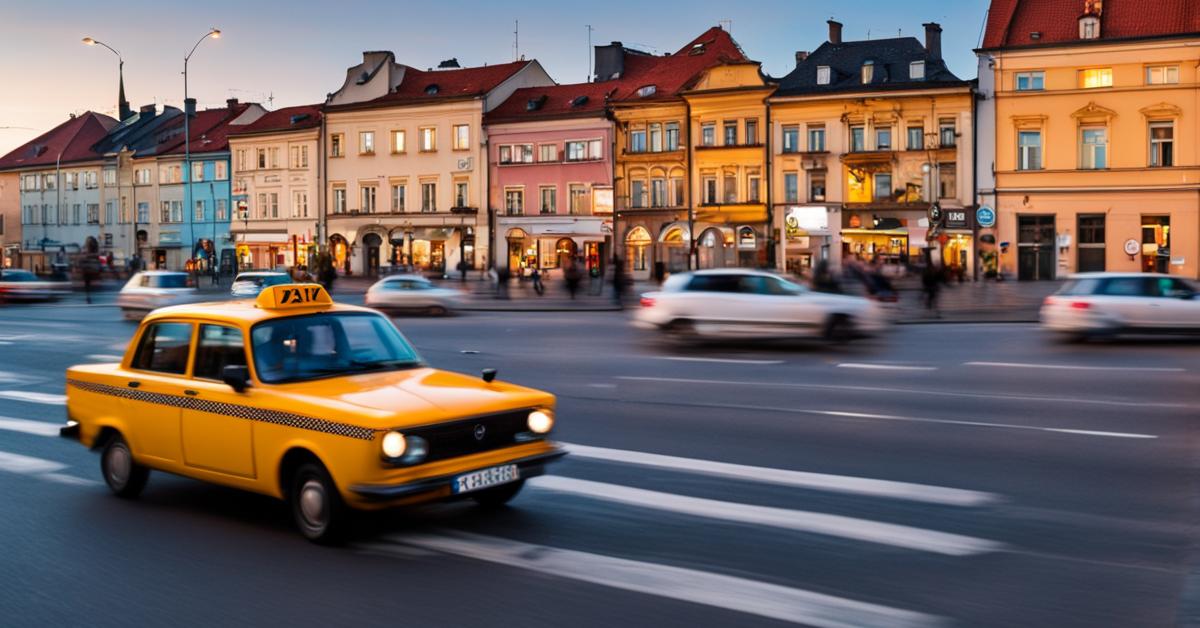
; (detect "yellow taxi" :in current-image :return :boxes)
[60,284,563,542]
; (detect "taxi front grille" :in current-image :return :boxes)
[409,409,533,463]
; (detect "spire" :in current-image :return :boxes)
[117,59,132,120]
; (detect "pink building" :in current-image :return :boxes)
[486,83,617,277]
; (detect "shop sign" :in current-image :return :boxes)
[785,206,828,239]
[159,231,181,245]
[737,226,757,249]
[944,209,969,230]
[1123,239,1140,256]
[976,206,996,228]
[592,187,613,214]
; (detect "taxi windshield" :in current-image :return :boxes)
[250,312,422,384]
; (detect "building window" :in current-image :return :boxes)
[256,193,267,219]
[333,187,346,214]
[723,121,737,146]
[360,186,377,213]
[1080,16,1099,40]
[1017,131,1042,170]
[88,203,100,224]
[1077,214,1106,272]
[1079,68,1112,89]
[1150,122,1174,167]
[566,141,589,161]
[216,199,227,221]
[1015,71,1044,91]
[270,148,280,168]
[359,131,375,155]
[637,85,657,97]
[873,173,892,201]
[102,169,116,186]
[588,139,602,160]
[938,163,957,199]
[1080,127,1108,169]
[1147,65,1179,85]
[388,130,406,154]
[236,150,246,171]
[910,61,925,80]
[817,65,831,85]
[137,202,150,224]
[808,172,826,202]
[649,123,663,152]
[629,129,647,153]
[861,61,874,84]
[45,173,56,190]
[455,181,468,207]
[748,175,760,203]
[215,161,227,180]
[539,186,556,214]
[256,148,267,169]
[669,177,684,207]
[807,125,825,152]
[290,191,307,218]
[875,127,892,150]
[782,125,800,153]
[850,125,865,152]
[391,184,406,211]
[665,122,680,150]
[568,185,588,215]
[104,200,115,224]
[191,200,203,222]
[701,123,715,147]
[784,172,798,203]
[330,134,344,157]
[703,177,718,204]
[290,145,307,168]
[452,125,469,150]
[907,126,924,150]
[419,127,436,152]
[504,188,524,216]
[723,173,737,203]
[192,162,204,182]
[744,119,758,145]
[650,179,666,208]
[937,119,955,148]
[630,180,646,208]
[421,182,436,212]
[539,144,557,162]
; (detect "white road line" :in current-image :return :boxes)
[615,376,1190,410]
[814,409,1157,440]
[660,356,785,365]
[0,450,66,474]
[0,416,62,437]
[528,476,1001,556]
[561,442,996,507]
[370,531,947,628]
[0,371,36,384]
[0,391,66,406]
[1042,428,1157,439]
[964,361,1186,373]
[86,354,123,362]
[837,363,938,372]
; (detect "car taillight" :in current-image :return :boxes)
[639,296,656,308]
[1069,301,1091,310]
[1043,296,1056,306]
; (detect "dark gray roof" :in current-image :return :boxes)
[91,106,183,157]
[774,37,966,96]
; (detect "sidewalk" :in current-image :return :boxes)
[329,274,623,312]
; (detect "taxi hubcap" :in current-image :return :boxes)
[107,446,130,486]
[299,480,326,527]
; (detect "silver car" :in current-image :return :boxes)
[365,275,465,316]
[117,271,198,320]
[1041,272,1200,340]
[0,269,70,303]
[230,271,293,298]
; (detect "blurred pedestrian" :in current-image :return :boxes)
[922,262,943,317]
[496,266,511,299]
[811,260,841,293]
[457,259,468,283]
[531,267,545,296]
[612,258,628,307]
[564,261,581,300]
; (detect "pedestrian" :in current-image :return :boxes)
[612,257,628,307]
[457,259,468,283]
[811,260,841,293]
[531,267,545,296]
[496,266,511,299]
[564,261,581,300]
[922,261,943,317]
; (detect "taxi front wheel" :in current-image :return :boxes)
[289,462,347,544]
[101,435,149,499]
[471,479,526,510]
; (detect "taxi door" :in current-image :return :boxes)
[124,321,191,464]
[180,324,256,478]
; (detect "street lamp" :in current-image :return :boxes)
[183,28,220,273]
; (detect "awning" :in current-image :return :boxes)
[235,233,291,244]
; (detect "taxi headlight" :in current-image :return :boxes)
[527,409,554,434]
[381,431,406,458]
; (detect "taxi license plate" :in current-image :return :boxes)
[452,464,519,494]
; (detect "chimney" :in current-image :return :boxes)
[827,20,843,45]
[226,98,239,109]
[184,97,197,118]
[594,41,626,82]
[139,104,156,119]
[794,51,809,67]
[437,58,461,69]
[923,22,943,60]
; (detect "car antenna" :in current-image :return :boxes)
[481,368,497,383]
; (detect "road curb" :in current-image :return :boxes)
[896,318,1038,325]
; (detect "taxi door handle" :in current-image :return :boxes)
[127,381,140,389]
[184,390,198,396]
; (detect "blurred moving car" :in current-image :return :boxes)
[231,271,293,298]
[364,275,464,316]
[117,271,198,320]
[634,269,888,342]
[0,269,70,303]
[1041,272,1199,339]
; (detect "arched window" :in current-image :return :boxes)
[626,226,651,271]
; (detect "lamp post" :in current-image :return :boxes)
[182,28,220,272]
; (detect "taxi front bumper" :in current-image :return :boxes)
[349,448,567,502]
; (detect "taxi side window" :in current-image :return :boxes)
[132,322,193,375]
[193,324,247,380]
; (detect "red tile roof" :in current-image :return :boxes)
[157,104,255,156]
[982,0,1200,49]
[229,104,322,136]
[485,81,616,124]
[0,112,117,170]
[336,60,533,111]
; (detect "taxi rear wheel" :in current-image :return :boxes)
[471,479,525,510]
[101,435,149,499]
[290,462,346,544]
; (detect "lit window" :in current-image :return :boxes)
[359,131,374,155]
[392,130,406,153]
[420,127,436,152]
[909,61,925,80]
[453,124,470,150]
[861,61,874,84]
[1079,68,1112,89]
[816,66,831,85]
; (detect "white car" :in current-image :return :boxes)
[230,271,292,298]
[364,275,465,316]
[117,271,198,320]
[1041,272,1199,339]
[0,269,70,303]
[633,269,888,342]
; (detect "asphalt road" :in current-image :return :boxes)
[0,293,1197,627]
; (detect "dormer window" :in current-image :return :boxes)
[689,43,706,56]
[1080,16,1100,39]
[526,95,547,111]
[637,85,657,98]
[861,61,874,85]
[570,95,589,108]
[424,84,440,95]
[910,61,925,80]
[816,66,831,85]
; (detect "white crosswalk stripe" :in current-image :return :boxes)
[0,390,66,405]
[0,416,63,436]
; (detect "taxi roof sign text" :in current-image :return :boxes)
[255,284,333,310]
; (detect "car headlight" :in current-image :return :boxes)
[527,409,554,434]
[381,431,406,458]
[380,431,428,465]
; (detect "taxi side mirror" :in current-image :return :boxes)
[222,365,251,393]
[481,368,497,383]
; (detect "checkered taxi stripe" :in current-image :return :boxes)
[66,378,376,441]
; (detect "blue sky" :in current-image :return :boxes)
[0,0,991,155]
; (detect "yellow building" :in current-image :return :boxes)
[771,21,975,277]
[981,0,1200,279]
[683,61,774,269]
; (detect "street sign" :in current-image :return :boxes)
[928,204,942,224]
[1123,238,1140,256]
[976,206,995,228]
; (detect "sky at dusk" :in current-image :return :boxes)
[0,0,991,156]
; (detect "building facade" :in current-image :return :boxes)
[0,172,18,268]
[323,53,553,277]
[772,21,975,276]
[228,104,322,272]
[981,0,1200,279]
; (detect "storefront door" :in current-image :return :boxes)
[1017,215,1055,280]
[430,241,445,273]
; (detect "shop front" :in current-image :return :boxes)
[234,231,291,271]
[783,205,838,277]
[840,209,927,266]
[498,216,609,279]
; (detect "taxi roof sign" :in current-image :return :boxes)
[255,284,334,310]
